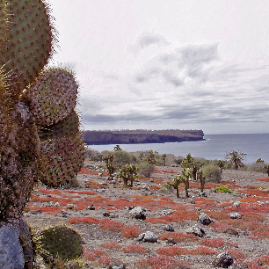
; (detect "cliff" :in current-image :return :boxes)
[82,129,204,145]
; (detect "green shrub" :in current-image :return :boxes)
[137,161,154,177]
[247,162,266,173]
[113,150,137,167]
[86,148,102,161]
[215,185,232,193]
[202,163,221,183]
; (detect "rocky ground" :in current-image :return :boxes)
[25,160,269,269]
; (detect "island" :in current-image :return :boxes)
[82,129,204,145]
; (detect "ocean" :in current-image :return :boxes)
[87,133,269,164]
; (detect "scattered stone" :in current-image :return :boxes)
[166,238,177,245]
[230,212,242,219]
[150,178,154,182]
[224,228,238,236]
[98,172,103,177]
[162,209,175,215]
[47,201,53,207]
[109,262,126,269]
[66,204,75,209]
[212,251,233,268]
[165,224,175,232]
[0,226,25,269]
[97,189,105,193]
[198,212,213,225]
[30,210,42,214]
[211,188,217,193]
[186,224,205,237]
[200,191,207,197]
[103,212,110,217]
[129,206,146,220]
[144,231,158,242]
[54,202,61,207]
[87,205,95,210]
[61,209,68,218]
[138,233,145,241]
[190,198,196,204]
[233,201,241,207]
[109,213,119,218]
[141,183,150,190]
[111,180,116,184]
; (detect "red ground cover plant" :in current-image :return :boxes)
[247,255,269,268]
[122,245,146,254]
[101,242,122,249]
[25,205,63,215]
[85,180,106,189]
[109,198,133,209]
[199,238,225,248]
[92,249,108,257]
[93,256,112,267]
[220,181,240,189]
[159,232,197,243]
[209,221,235,233]
[63,190,97,195]
[82,248,96,261]
[256,178,269,182]
[99,219,124,232]
[238,187,269,197]
[68,216,100,225]
[106,206,116,210]
[153,169,177,174]
[38,189,62,195]
[30,195,74,206]
[150,185,161,191]
[79,167,108,176]
[224,248,247,260]
[156,246,217,256]
[137,255,190,269]
[121,225,141,238]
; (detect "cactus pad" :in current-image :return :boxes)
[23,68,78,126]
[0,0,56,92]
[34,225,83,261]
[37,133,86,187]
[38,109,80,140]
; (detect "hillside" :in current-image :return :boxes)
[82,129,204,145]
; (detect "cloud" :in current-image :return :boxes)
[132,42,219,88]
[78,33,269,133]
[130,33,170,52]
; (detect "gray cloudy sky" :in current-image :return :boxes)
[47,0,269,134]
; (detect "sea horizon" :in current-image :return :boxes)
[87,133,269,164]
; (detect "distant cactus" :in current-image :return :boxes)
[166,168,191,198]
[0,1,86,267]
[119,164,138,187]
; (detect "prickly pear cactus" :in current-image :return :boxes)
[0,0,86,267]
[34,225,83,261]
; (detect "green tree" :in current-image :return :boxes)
[225,150,246,170]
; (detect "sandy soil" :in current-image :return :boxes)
[25,161,269,269]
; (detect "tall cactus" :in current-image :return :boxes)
[0,0,86,267]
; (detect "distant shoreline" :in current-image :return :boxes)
[82,129,204,145]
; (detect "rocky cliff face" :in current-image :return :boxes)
[82,130,204,145]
